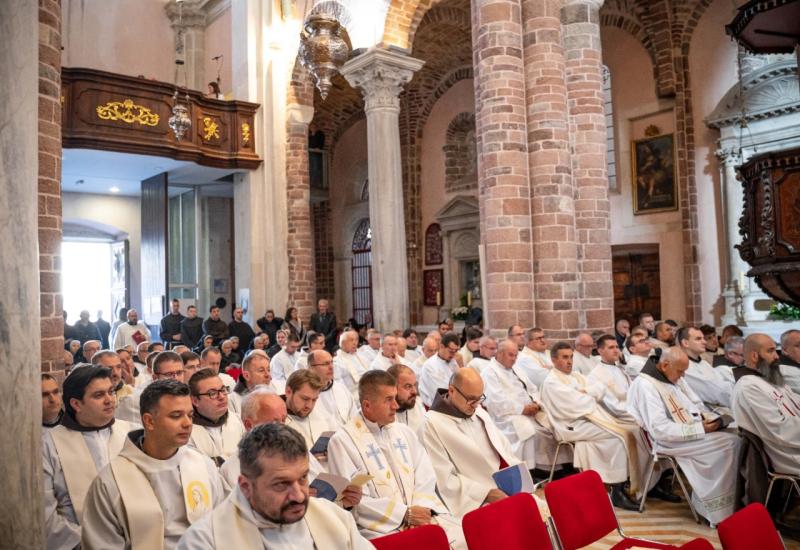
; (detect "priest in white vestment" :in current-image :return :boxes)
[573,333,600,376]
[81,380,225,550]
[113,309,152,349]
[424,368,524,517]
[308,350,358,429]
[387,364,427,441]
[42,373,64,429]
[540,342,644,510]
[199,347,236,393]
[334,330,370,397]
[284,369,333,451]
[624,332,652,378]
[93,350,140,423]
[187,370,245,466]
[370,334,402,370]
[357,329,381,365]
[410,336,438,376]
[481,340,569,471]
[733,334,800,475]
[43,366,137,550]
[627,347,740,526]
[587,336,638,422]
[466,335,497,373]
[515,328,553,387]
[229,351,284,416]
[327,371,466,547]
[779,329,800,395]
[678,327,734,409]
[178,423,373,550]
[402,329,422,363]
[270,334,302,383]
[419,332,462,407]
[457,326,483,367]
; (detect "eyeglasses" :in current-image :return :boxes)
[452,384,486,405]
[195,387,229,399]
[156,369,184,379]
[444,345,459,354]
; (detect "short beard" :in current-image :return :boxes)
[756,358,785,386]
[263,498,309,525]
[396,395,416,412]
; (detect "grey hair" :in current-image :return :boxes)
[91,350,118,364]
[724,336,745,353]
[780,329,800,350]
[339,329,357,347]
[756,357,785,387]
[479,335,496,346]
[238,423,308,479]
[659,346,687,365]
[240,385,278,422]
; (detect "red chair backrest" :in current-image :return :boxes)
[717,503,784,550]
[679,539,715,550]
[370,524,451,550]
[463,492,553,550]
[544,470,618,550]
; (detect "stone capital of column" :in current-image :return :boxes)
[715,147,742,167]
[287,103,315,131]
[341,48,425,114]
[165,0,207,28]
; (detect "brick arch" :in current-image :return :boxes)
[599,13,656,65]
[444,112,477,193]
[382,0,423,48]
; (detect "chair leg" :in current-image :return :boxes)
[548,442,564,483]
[765,476,777,510]
[670,459,701,524]
[639,456,657,513]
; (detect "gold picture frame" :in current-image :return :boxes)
[631,132,678,215]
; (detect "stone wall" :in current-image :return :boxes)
[443,112,477,193]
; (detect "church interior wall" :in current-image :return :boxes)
[61,191,143,315]
[198,195,233,321]
[688,0,740,325]
[419,78,476,325]
[602,26,687,322]
[204,6,233,97]
[61,0,174,83]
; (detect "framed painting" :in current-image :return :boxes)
[631,133,678,215]
[423,269,444,306]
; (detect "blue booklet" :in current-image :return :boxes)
[492,463,535,495]
[309,431,335,455]
[309,477,341,502]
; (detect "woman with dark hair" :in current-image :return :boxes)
[206,80,221,99]
[281,306,306,344]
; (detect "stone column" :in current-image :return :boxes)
[471,0,536,333]
[166,0,207,91]
[717,147,745,325]
[0,0,44,545]
[561,0,614,333]
[285,102,316,322]
[521,0,579,339]
[341,48,424,333]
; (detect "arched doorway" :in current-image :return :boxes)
[351,218,373,326]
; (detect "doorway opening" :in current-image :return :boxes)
[62,240,113,323]
[351,218,373,326]
[612,244,662,322]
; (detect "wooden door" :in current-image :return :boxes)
[612,251,661,322]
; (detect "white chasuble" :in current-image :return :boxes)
[684,356,734,409]
[81,434,224,550]
[573,352,599,376]
[396,399,427,443]
[286,408,333,451]
[514,348,552,388]
[334,350,369,396]
[733,375,800,476]
[419,354,459,407]
[588,362,637,422]
[270,349,299,383]
[316,382,357,429]
[188,414,246,464]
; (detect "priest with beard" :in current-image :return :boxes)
[307,349,357,429]
[178,423,372,549]
[284,369,329,452]
[387,364,427,441]
[113,308,152,349]
[327,370,466,547]
[81,380,224,549]
[187,369,245,466]
[627,347,740,526]
[43,366,137,550]
[733,333,800,476]
[778,329,800,395]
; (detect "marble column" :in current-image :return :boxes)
[341,48,424,333]
[0,0,44,545]
[717,147,745,325]
[166,0,207,91]
[561,0,614,333]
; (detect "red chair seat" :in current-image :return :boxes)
[463,492,552,550]
[717,503,784,550]
[610,540,676,549]
[370,524,450,550]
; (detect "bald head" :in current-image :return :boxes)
[574,332,594,358]
[656,346,689,384]
[448,367,484,416]
[241,389,287,431]
[421,337,438,358]
[495,339,519,369]
[743,333,779,369]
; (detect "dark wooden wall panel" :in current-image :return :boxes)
[141,173,168,325]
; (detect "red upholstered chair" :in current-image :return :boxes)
[462,492,553,550]
[545,470,710,550]
[678,540,715,550]
[717,503,786,550]
[370,524,451,550]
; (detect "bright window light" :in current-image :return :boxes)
[61,241,113,324]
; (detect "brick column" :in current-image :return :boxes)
[39,0,64,373]
[561,0,614,333]
[471,0,536,332]
[285,103,316,323]
[521,0,578,339]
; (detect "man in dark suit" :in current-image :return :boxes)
[309,299,338,353]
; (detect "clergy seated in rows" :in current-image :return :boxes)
[370,334,402,370]
[396,336,416,367]
[178,424,372,550]
[614,318,630,349]
[187,369,245,466]
[328,371,466,547]
[699,325,720,366]
[624,332,653,378]
[83,340,102,364]
[457,326,483,367]
[334,329,370,397]
[639,312,656,339]
[733,334,800,476]
[81,380,224,550]
[271,333,302,383]
[481,340,570,474]
[44,366,138,550]
[627,347,740,526]
[539,342,646,511]
[573,332,600,376]
[515,328,553,387]
[403,328,422,362]
[308,349,358,429]
[284,369,330,452]
[267,329,288,359]
[650,321,675,351]
[588,336,638,422]
[180,351,202,382]
[357,329,381,365]
[92,350,136,423]
[293,331,326,371]
[424,368,521,518]
[466,335,497,373]
[42,373,65,429]
[387,364,427,441]
[410,336,438,376]
[113,308,152,350]
[622,325,649,362]
[117,348,138,388]
[229,351,284,416]
[678,327,734,411]
[779,329,800,395]
[713,336,745,369]
[220,389,327,494]
[123,351,188,423]
[199,347,236,393]
[419,332,462,407]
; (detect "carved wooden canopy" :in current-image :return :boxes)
[62,67,261,170]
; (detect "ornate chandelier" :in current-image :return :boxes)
[169,60,192,141]
[299,13,351,100]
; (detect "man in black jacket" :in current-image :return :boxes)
[159,298,185,348]
[180,305,204,348]
[228,306,255,351]
[255,309,283,348]
[309,299,337,353]
[202,305,229,344]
